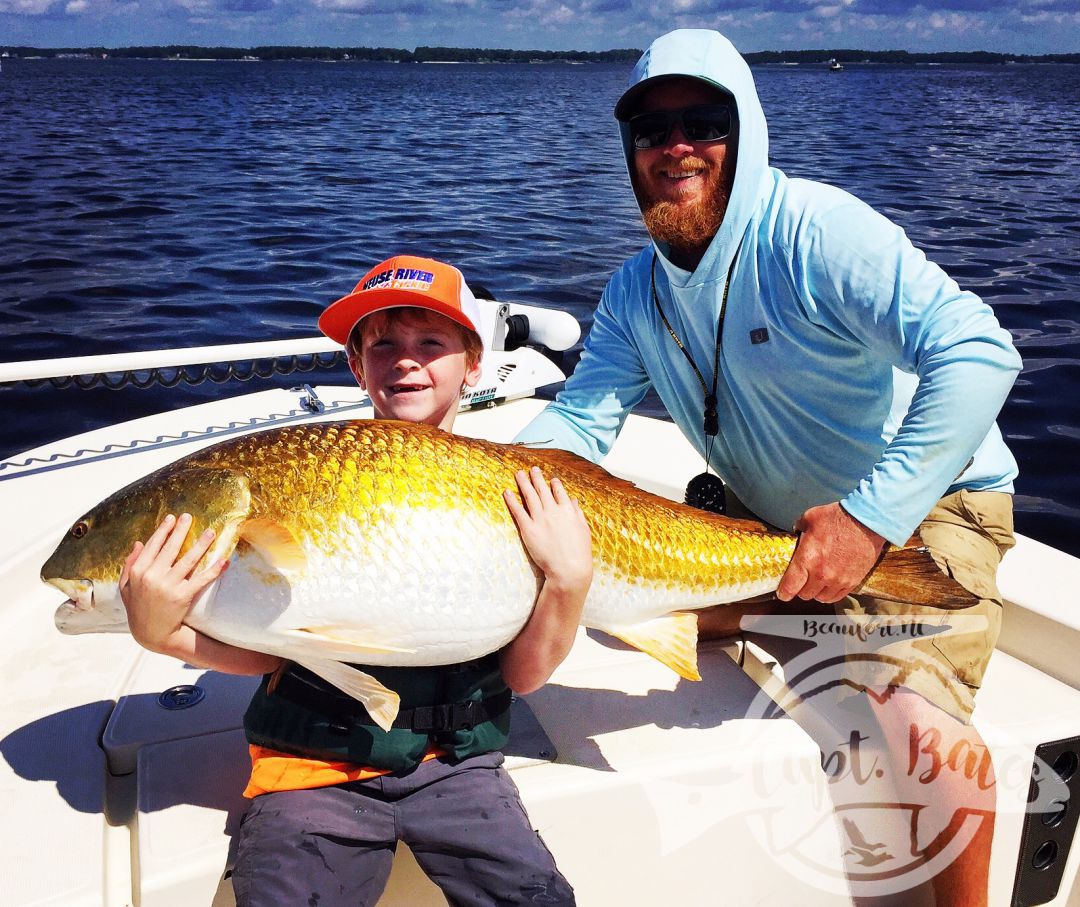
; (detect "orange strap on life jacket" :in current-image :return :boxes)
[244,744,445,798]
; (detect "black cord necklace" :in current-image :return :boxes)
[649,242,742,514]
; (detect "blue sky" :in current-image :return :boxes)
[2,0,1077,54]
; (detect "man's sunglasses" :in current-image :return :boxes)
[628,104,733,151]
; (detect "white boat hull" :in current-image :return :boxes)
[3,384,1079,906]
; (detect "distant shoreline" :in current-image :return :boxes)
[2,45,1078,65]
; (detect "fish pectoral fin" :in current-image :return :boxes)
[292,626,417,655]
[608,612,701,681]
[294,658,401,733]
[238,518,307,573]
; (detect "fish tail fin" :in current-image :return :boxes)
[858,546,978,609]
[609,612,701,681]
[295,658,401,732]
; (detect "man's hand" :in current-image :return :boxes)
[776,502,886,604]
[119,513,227,655]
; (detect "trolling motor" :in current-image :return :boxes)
[473,283,581,361]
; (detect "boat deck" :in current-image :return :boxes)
[2,387,1079,905]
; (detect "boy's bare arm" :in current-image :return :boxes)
[500,468,593,694]
[119,514,284,676]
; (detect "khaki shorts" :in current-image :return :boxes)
[729,489,1016,723]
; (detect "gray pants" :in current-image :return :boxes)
[231,751,575,907]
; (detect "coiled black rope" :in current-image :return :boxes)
[20,351,346,391]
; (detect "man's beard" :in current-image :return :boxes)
[634,156,730,254]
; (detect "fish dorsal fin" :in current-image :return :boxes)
[348,420,775,536]
[511,442,776,536]
[294,626,417,655]
[238,518,307,573]
[609,612,701,681]
[295,658,401,732]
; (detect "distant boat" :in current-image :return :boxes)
[828,58,844,72]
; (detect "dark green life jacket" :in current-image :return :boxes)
[243,654,512,773]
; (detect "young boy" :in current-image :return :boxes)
[119,254,590,906]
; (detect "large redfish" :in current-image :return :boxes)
[41,420,973,730]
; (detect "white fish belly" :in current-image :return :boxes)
[581,567,783,631]
[188,506,542,666]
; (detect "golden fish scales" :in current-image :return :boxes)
[178,419,796,596]
[42,418,980,727]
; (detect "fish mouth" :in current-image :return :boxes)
[47,577,130,635]
[44,577,94,612]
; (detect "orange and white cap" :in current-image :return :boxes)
[318,254,483,346]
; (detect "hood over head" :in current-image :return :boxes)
[616,29,770,287]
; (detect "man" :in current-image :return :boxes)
[516,29,1021,905]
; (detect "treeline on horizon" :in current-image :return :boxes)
[4,45,1079,65]
[1,45,641,63]
[747,48,1080,64]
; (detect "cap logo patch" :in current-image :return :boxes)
[363,267,435,292]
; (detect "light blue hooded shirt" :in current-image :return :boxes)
[516,29,1021,545]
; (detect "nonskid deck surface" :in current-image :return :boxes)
[2,390,1079,906]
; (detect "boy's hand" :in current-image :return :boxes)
[500,467,593,693]
[504,467,593,592]
[119,513,228,655]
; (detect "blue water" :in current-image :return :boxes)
[1,58,1078,557]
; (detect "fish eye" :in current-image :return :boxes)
[71,520,90,539]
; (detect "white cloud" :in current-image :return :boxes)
[671,8,735,31]
[1020,10,1080,24]
[542,3,574,24]
[927,10,979,31]
[50,0,141,14]
[811,0,854,19]
[312,0,372,10]
[0,0,53,12]
[504,0,576,26]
